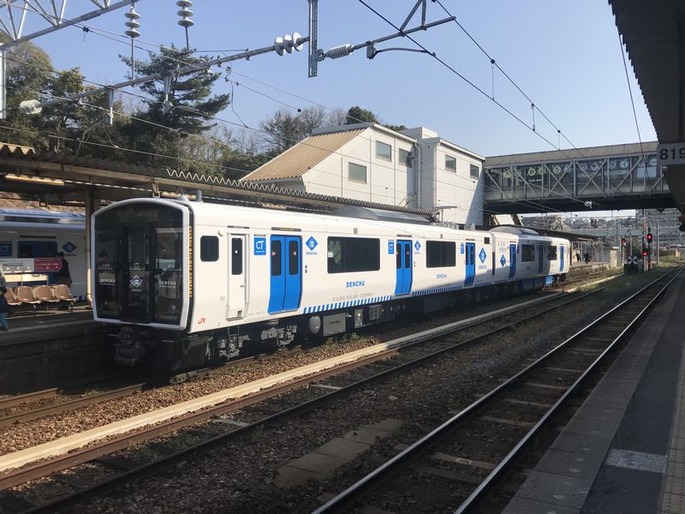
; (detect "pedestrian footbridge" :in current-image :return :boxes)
[483,141,673,214]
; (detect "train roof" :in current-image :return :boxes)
[0,208,85,225]
[332,206,433,225]
[490,226,540,236]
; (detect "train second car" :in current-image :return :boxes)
[91,198,570,372]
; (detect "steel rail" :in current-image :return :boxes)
[3,290,593,511]
[311,270,676,514]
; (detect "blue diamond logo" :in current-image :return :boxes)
[479,248,487,263]
[306,236,318,251]
[500,255,506,266]
[414,241,421,251]
[130,275,143,288]
[62,242,77,253]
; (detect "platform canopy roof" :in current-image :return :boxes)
[609,0,685,211]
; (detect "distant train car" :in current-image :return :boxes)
[0,209,87,299]
[91,198,570,373]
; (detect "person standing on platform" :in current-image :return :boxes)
[56,252,73,310]
[56,252,72,287]
[0,287,9,331]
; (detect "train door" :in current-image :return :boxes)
[122,225,152,322]
[268,235,302,314]
[395,239,412,296]
[464,242,476,286]
[226,235,246,320]
[538,245,544,274]
[509,243,517,279]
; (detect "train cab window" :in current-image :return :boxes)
[548,245,558,260]
[426,241,456,268]
[327,237,380,273]
[521,244,535,262]
[200,236,219,262]
[231,238,243,275]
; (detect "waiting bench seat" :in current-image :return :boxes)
[34,285,60,310]
[15,286,42,313]
[52,284,77,312]
[3,288,21,308]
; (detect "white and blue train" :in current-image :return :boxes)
[91,198,570,371]
[0,208,87,299]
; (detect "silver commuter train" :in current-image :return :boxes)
[91,198,570,371]
[0,208,87,299]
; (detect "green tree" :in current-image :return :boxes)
[120,45,230,170]
[259,106,340,153]
[345,106,379,125]
[0,40,55,150]
[0,40,116,156]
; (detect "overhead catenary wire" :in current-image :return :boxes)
[2,7,610,216]
[1,51,591,216]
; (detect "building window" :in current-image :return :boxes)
[445,155,457,172]
[470,164,480,179]
[376,141,392,161]
[426,241,456,268]
[327,237,380,273]
[348,162,368,183]
[398,148,413,167]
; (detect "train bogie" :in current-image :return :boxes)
[92,199,570,372]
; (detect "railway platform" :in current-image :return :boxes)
[0,305,109,394]
[503,272,685,514]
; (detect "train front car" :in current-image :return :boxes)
[92,198,191,370]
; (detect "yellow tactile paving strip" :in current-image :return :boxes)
[661,343,685,514]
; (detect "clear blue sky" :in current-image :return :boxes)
[22,0,656,158]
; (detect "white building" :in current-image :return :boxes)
[240,123,485,226]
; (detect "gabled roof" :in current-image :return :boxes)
[241,128,366,182]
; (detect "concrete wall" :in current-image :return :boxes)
[304,127,415,207]
[0,325,112,394]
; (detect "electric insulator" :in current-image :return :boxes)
[274,33,304,56]
[326,44,353,59]
[176,0,195,28]
[124,5,141,39]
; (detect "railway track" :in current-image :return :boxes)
[0,288,602,512]
[0,289,574,430]
[312,269,678,513]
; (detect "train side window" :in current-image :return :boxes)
[327,237,380,273]
[18,241,57,258]
[521,244,535,262]
[426,241,456,268]
[548,245,558,260]
[200,236,219,262]
[327,239,342,273]
[231,238,243,275]
[271,239,282,276]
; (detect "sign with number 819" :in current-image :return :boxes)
[657,143,685,165]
